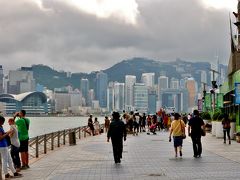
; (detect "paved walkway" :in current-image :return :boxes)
[19,131,240,180]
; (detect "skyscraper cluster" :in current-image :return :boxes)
[0,63,223,115]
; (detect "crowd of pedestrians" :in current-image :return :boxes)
[85,109,232,163]
[0,109,30,179]
[104,109,208,163]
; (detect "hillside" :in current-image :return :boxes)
[31,58,226,90]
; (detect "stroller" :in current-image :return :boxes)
[147,123,157,135]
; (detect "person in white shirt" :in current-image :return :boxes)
[94,117,100,135]
[8,118,21,172]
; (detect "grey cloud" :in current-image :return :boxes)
[0,0,232,73]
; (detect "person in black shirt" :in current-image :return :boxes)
[107,112,127,164]
[188,110,205,158]
[88,115,95,136]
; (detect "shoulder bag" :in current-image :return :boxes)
[180,121,186,139]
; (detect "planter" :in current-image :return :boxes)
[204,119,212,133]
[203,119,210,124]
[205,124,212,133]
[211,121,216,136]
[230,122,236,140]
[216,121,223,138]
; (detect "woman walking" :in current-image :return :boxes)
[169,113,186,158]
[222,114,231,144]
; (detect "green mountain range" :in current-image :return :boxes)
[32,57,226,90]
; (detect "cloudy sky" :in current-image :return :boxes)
[0,0,237,73]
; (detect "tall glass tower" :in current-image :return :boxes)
[96,71,108,108]
[80,78,89,106]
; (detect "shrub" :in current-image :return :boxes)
[200,112,211,120]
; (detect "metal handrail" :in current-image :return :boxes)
[28,124,104,159]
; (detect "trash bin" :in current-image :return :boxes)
[69,131,76,146]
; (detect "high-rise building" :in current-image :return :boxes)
[161,89,188,113]
[53,88,82,113]
[170,78,179,89]
[148,89,157,114]
[107,82,114,112]
[96,71,108,108]
[200,70,207,84]
[133,83,148,113]
[125,75,136,111]
[114,82,125,111]
[179,78,186,89]
[141,73,155,88]
[157,76,169,102]
[158,76,168,90]
[88,89,95,107]
[186,78,197,111]
[0,65,3,94]
[7,67,36,94]
[80,78,89,106]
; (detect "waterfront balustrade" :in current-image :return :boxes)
[28,124,104,159]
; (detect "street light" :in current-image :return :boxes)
[209,69,220,113]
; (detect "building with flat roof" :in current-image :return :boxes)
[125,75,136,111]
[7,67,36,94]
[133,83,148,113]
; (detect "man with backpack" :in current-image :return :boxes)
[14,110,30,169]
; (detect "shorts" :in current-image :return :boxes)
[19,139,29,152]
[173,136,183,148]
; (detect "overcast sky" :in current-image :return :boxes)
[0,0,237,73]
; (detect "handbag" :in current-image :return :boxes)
[180,121,186,139]
[201,128,206,136]
[5,135,11,146]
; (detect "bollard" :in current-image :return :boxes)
[36,136,39,158]
[69,130,76,146]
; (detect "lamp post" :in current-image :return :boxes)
[209,69,220,113]
[201,82,207,112]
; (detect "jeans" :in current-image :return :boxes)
[0,147,16,175]
[223,128,231,142]
[11,145,21,168]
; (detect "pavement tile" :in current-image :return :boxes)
[17,130,240,180]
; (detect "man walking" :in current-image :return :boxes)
[107,112,127,164]
[14,110,30,169]
[188,110,205,158]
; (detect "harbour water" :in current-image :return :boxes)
[3,116,105,138]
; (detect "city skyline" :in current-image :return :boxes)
[0,0,235,73]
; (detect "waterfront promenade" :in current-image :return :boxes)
[21,131,240,180]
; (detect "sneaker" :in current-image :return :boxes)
[223,141,226,144]
[5,173,13,179]
[21,165,28,170]
[179,151,182,157]
[26,165,30,168]
[14,172,22,177]
[229,141,231,145]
